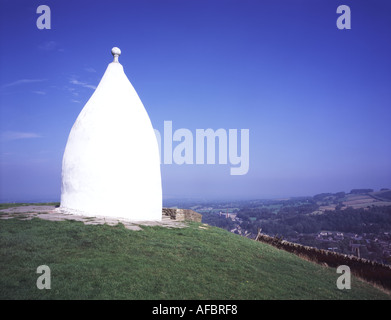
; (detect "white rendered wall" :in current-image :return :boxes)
[60,56,162,221]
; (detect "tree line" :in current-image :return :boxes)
[237,205,391,236]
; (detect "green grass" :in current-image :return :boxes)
[0,217,389,300]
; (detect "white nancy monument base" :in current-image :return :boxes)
[60,47,162,221]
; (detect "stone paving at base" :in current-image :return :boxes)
[0,205,188,231]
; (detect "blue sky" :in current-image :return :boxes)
[0,0,390,202]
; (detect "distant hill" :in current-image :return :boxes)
[350,189,374,194]
[0,215,389,299]
[311,189,391,212]
[370,190,391,201]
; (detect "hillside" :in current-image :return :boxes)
[195,190,391,264]
[0,216,389,299]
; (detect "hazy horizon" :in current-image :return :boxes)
[1,186,389,205]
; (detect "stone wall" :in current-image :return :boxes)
[162,208,202,222]
[255,231,391,291]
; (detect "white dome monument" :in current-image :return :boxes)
[60,47,162,221]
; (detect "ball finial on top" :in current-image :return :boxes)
[111,47,121,62]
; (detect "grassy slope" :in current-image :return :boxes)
[0,218,389,300]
